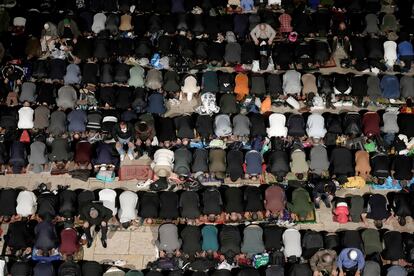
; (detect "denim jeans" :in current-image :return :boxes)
[116,137,134,156]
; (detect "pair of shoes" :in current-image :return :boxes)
[101,239,107,248]
[120,154,125,162]
[127,152,134,160]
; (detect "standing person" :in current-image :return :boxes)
[337,248,365,276]
[112,121,136,161]
[80,202,113,248]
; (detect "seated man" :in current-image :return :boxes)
[244,186,264,220]
[112,121,136,161]
[80,202,113,248]
[181,225,202,259]
[288,187,314,222]
[201,187,224,223]
[118,190,138,229]
[336,248,365,276]
[139,192,159,224]
[33,220,58,257]
[312,178,336,208]
[310,249,338,276]
[264,185,286,219]
[250,23,276,46]
[224,187,244,222]
[155,223,182,257]
[179,190,201,223]
[361,194,391,229]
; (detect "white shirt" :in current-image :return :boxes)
[18,106,34,129]
[306,113,327,139]
[99,189,117,216]
[282,228,302,258]
[384,41,397,67]
[16,191,37,217]
[153,149,174,168]
[118,191,138,223]
[267,113,287,138]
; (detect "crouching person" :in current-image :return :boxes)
[80,202,113,248]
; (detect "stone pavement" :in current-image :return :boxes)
[1,173,414,269]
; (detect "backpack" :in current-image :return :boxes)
[58,261,81,276]
[287,114,305,137]
[343,112,362,136]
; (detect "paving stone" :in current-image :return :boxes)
[94,231,131,255]
[129,231,158,255]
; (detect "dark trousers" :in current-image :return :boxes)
[85,223,108,241]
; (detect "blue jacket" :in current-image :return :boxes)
[398,41,414,57]
[337,248,365,271]
[380,75,400,99]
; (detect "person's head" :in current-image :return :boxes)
[296,173,303,180]
[324,183,335,195]
[400,180,409,188]
[339,22,347,31]
[23,101,30,107]
[322,253,333,264]
[277,175,284,183]
[89,207,99,219]
[374,219,383,229]
[120,121,127,132]
[398,216,406,226]
[44,23,49,30]
[56,162,66,170]
[63,18,70,27]
[259,23,267,30]
[348,249,358,261]
[208,214,216,223]
[206,250,214,260]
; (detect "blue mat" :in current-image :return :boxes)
[371,177,402,190]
